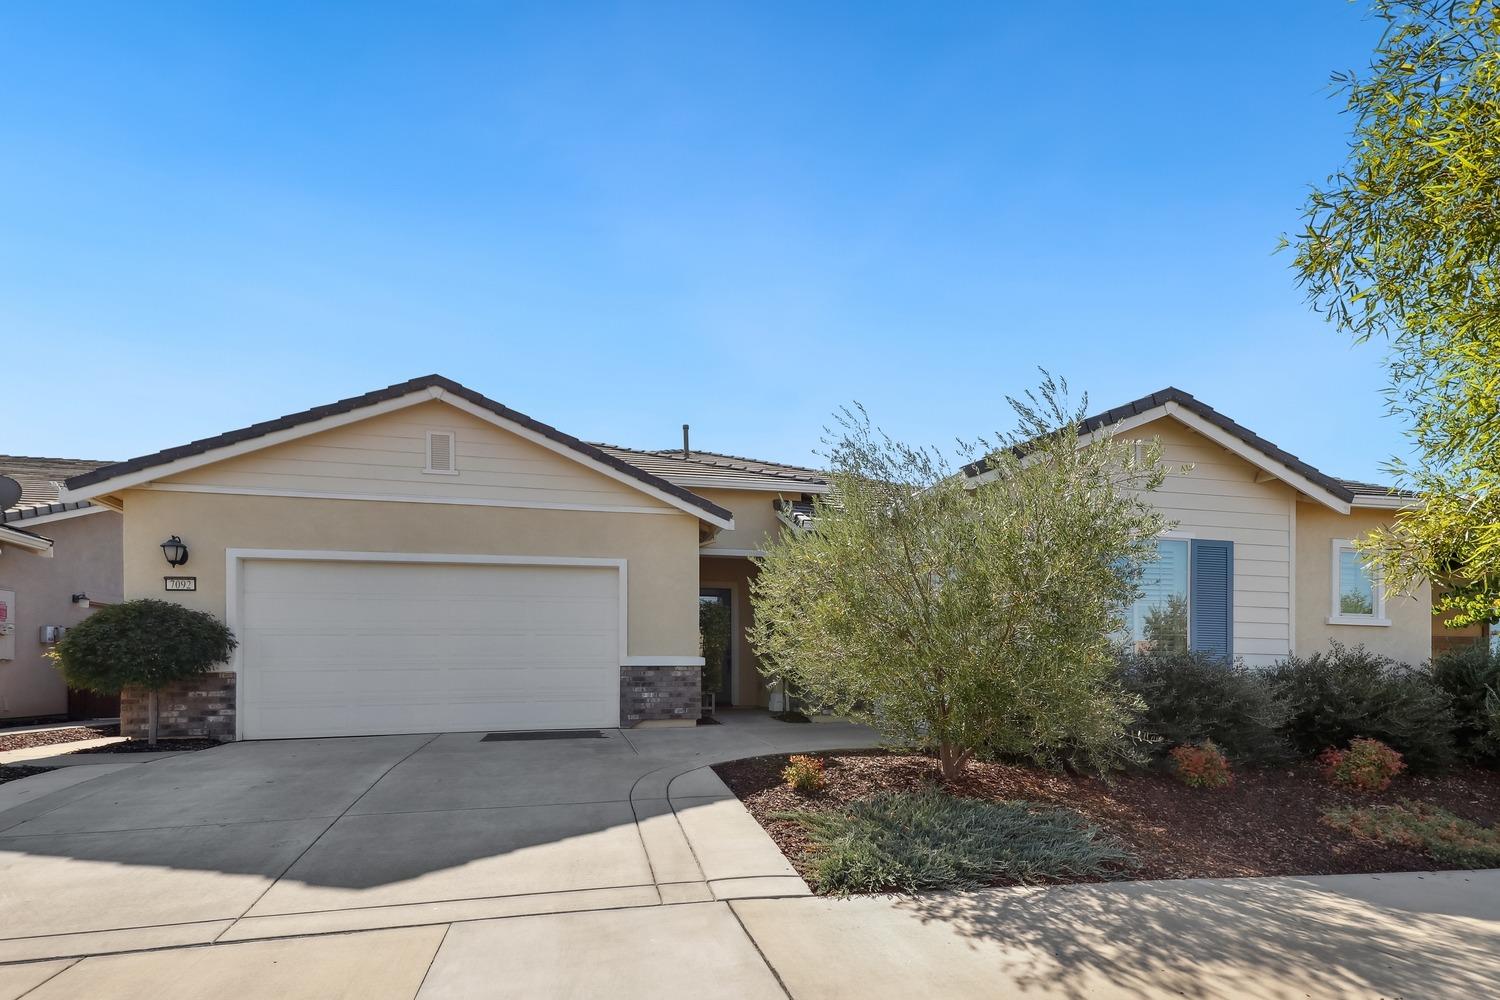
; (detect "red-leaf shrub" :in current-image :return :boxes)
[783,754,827,793]
[1319,738,1406,792]
[1169,740,1233,789]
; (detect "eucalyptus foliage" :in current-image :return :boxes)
[1290,0,1500,626]
[749,376,1170,778]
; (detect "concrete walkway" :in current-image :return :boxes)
[3,869,1496,998]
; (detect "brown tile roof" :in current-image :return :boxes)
[62,376,734,524]
[0,455,112,523]
[960,388,1369,504]
[593,445,828,493]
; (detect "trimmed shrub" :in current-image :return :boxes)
[1169,740,1233,789]
[780,789,1133,893]
[782,754,827,793]
[50,599,237,744]
[1430,643,1500,764]
[1267,643,1455,770]
[1324,800,1500,867]
[1319,738,1406,792]
[1116,649,1290,763]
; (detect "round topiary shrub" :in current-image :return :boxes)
[51,599,237,744]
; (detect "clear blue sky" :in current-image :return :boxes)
[3,2,1404,481]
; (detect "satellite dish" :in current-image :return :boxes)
[0,476,21,513]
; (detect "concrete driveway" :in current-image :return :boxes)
[4,715,1500,999]
[0,713,875,963]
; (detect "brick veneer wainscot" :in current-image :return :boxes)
[620,665,701,727]
[120,671,236,740]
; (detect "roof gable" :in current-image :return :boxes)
[63,376,734,527]
[962,388,1357,513]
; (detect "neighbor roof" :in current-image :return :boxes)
[1,455,111,524]
[63,375,735,525]
[593,445,829,494]
[958,387,1406,510]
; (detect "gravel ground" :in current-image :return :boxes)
[715,750,1500,888]
[69,738,221,754]
[0,725,118,753]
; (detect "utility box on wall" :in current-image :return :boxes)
[0,590,15,661]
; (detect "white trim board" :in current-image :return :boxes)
[224,548,636,741]
[139,482,681,517]
[0,505,110,528]
[63,385,736,530]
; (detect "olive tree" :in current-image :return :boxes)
[1290,0,1500,626]
[749,377,1170,779]
[51,599,237,745]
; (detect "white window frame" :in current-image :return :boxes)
[424,430,459,475]
[1328,538,1389,626]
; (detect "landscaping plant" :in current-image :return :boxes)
[1169,740,1233,790]
[781,789,1133,894]
[1289,0,1500,630]
[781,754,827,794]
[1430,643,1500,764]
[1319,738,1406,793]
[1116,649,1290,764]
[1267,643,1455,770]
[49,599,237,745]
[750,375,1170,779]
[1324,800,1500,868]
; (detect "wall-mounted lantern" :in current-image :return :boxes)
[160,535,190,568]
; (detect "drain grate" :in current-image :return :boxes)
[480,730,608,742]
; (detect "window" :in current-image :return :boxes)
[1123,537,1235,657]
[424,431,458,475]
[1125,539,1189,654]
[1329,539,1388,625]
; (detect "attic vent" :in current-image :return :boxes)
[425,431,458,475]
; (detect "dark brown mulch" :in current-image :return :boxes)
[0,724,119,753]
[0,764,54,786]
[714,750,1500,887]
[69,738,221,755]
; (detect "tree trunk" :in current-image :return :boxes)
[937,741,970,782]
[147,689,159,747]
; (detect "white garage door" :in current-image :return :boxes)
[238,558,621,739]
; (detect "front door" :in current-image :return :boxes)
[699,588,733,706]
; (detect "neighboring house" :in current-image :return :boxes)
[965,388,1432,667]
[57,377,1449,742]
[0,456,122,723]
[61,376,826,740]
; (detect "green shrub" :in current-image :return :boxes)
[1319,738,1406,792]
[782,754,827,793]
[1267,643,1455,770]
[1430,643,1500,764]
[1324,800,1500,868]
[50,599,237,744]
[1169,740,1233,789]
[1116,649,1290,763]
[780,789,1133,894]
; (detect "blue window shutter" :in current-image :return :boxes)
[1189,539,1233,659]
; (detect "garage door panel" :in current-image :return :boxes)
[239,559,621,738]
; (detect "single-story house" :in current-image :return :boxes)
[59,376,1454,741]
[0,456,123,722]
[965,388,1440,667]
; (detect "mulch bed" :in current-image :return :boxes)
[69,738,221,754]
[0,724,119,753]
[714,750,1500,887]
[0,764,55,786]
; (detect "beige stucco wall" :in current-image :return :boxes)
[0,510,122,719]
[696,487,789,554]
[1294,503,1433,664]
[700,554,771,707]
[119,489,702,659]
